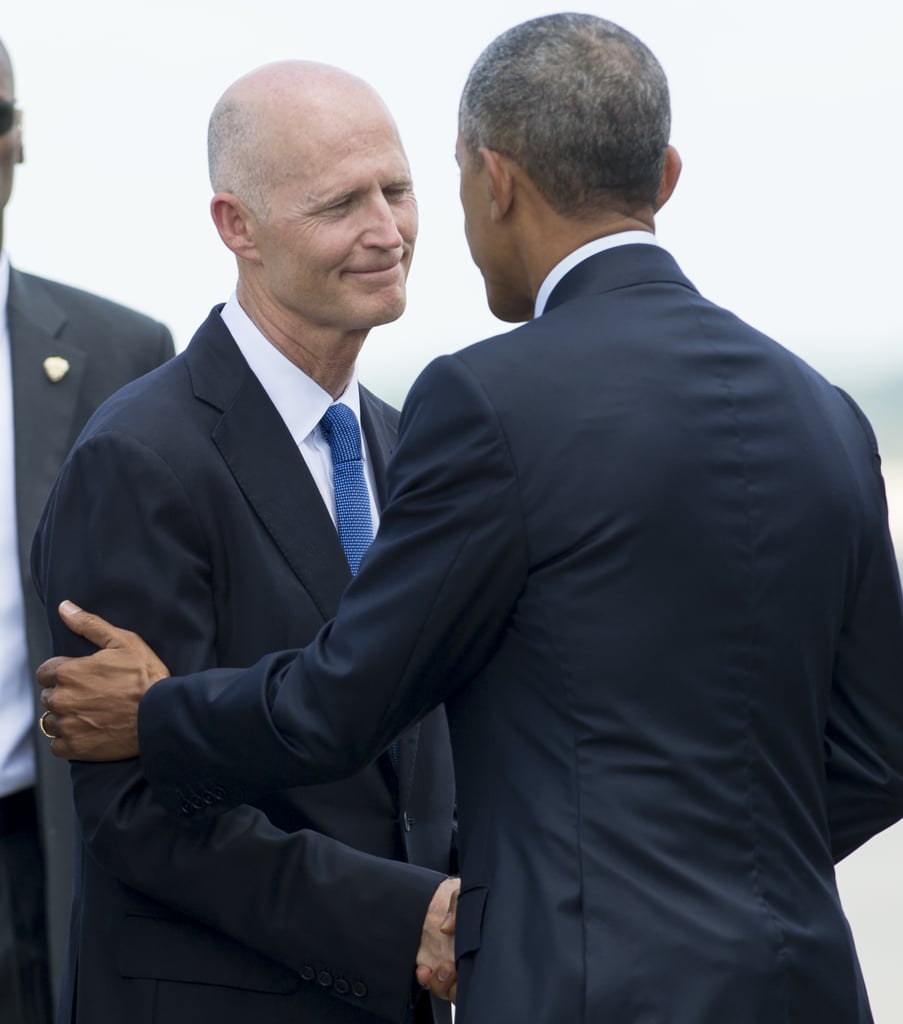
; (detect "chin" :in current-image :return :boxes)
[365,294,407,328]
[487,287,533,324]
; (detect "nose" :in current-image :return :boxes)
[363,192,405,250]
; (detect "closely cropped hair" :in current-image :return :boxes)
[459,13,671,216]
[207,98,269,218]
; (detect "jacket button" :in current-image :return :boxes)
[317,970,333,987]
[300,966,315,982]
[351,981,367,998]
[334,978,350,995]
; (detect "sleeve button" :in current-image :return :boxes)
[300,966,315,982]
[317,970,333,987]
[334,978,350,995]
[351,981,368,998]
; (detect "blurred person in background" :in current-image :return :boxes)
[0,36,174,1024]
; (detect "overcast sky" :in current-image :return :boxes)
[4,0,903,404]
[3,2,902,1018]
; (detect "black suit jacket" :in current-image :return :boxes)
[97,247,903,1023]
[31,309,455,1024]
[7,266,174,997]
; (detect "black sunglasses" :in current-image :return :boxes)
[0,100,18,135]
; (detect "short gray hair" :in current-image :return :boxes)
[459,13,671,216]
[207,97,269,218]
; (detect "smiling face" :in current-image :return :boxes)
[240,70,417,342]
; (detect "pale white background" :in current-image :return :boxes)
[3,1,901,1017]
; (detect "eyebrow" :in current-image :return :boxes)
[309,177,414,210]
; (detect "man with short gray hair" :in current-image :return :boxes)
[36,15,903,1023]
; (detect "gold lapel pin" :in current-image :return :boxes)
[43,356,70,383]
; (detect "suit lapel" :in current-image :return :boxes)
[186,312,352,622]
[7,269,89,579]
[188,315,417,795]
[359,386,395,509]
[360,386,422,799]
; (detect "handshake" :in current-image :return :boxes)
[417,877,460,1003]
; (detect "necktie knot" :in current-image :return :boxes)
[320,402,363,465]
[319,403,372,576]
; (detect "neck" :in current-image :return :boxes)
[236,280,364,399]
[523,210,655,303]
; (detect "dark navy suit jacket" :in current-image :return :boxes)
[127,250,903,1022]
[32,308,455,1024]
[9,266,174,1001]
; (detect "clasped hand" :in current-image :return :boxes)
[36,600,170,760]
[416,877,460,1002]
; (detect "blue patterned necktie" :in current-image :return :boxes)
[319,403,374,576]
[319,403,399,769]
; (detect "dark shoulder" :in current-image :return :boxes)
[11,269,174,355]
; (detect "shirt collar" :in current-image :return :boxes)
[534,230,660,318]
[220,293,364,450]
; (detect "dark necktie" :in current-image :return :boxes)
[319,403,373,576]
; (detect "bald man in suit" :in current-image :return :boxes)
[31,60,456,1024]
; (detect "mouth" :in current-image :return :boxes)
[347,262,402,276]
[346,264,405,287]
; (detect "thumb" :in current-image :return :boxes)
[440,888,458,935]
[58,600,129,650]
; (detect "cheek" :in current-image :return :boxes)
[398,201,419,249]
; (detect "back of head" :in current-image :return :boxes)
[459,13,670,218]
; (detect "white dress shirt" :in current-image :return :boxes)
[220,294,380,533]
[0,251,36,798]
[534,230,661,318]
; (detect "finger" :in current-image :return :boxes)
[49,736,76,761]
[415,964,432,989]
[38,709,59,740]
[35,656,70,690]
[429,961,457,1001]
[58,600,129,650]
[440,888,458,934]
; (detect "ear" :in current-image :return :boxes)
[653,145,682,212]
[210,192,260,261]
[14,110,24,165]
[480,147,516,222]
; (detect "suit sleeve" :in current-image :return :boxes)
[138,352,529,811]
[824,391,903,860]
[32,429,447,1022]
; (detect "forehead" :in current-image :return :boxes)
[288,110,411,199]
